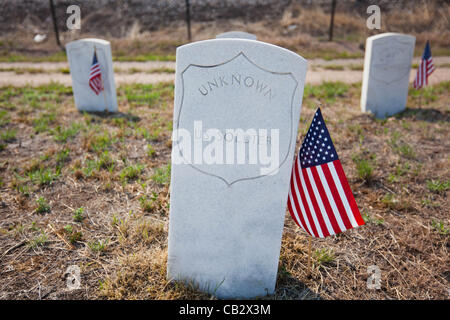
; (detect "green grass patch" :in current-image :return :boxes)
[33,113,56,133]
[64,224,83,243]
[52,123,83,142]
[431,220,449,235]
[28,167,59,185]
[146,144,156,158]
[348,64,363,71]
[119,82,174,107]
[96,151,115,171]
[388,131,416,160]
[120,164,144,182]
[322,64,345,71]
[314,248,334,265]
[147,67,175,74]
[352,154,374,182]
[28,232,48,248]
[0,128,17,142]
[362,212,384,225]
[426,180,450,194]
[35,197,51,214]
[0,110,10,127]
[88,239,108,252]
[409,81,449,105]
[0,51,67,63]
[388,162,411,183]
[114,53,175,62]
[88,132,115,153]
[151,164,171,185]
[303,50,363,61]
[139,192,158,212]
[304,82,349,103]
[73,207,85,222]
[381,193,402,210]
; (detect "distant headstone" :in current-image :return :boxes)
[66,38,118,112]
[167,39,307,298]
[361,33,415,118]
[216,31,257,40]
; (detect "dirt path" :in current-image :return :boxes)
[1,56,449,70]
[0,57,449,87]
[0,68,448,87]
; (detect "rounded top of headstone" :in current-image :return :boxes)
[66,38,110,50]
[216,31,257,40]
[367,32,415,43]
[177,38,306,67]
[173,38,307,186]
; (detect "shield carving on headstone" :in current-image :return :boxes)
[176,52,298,186]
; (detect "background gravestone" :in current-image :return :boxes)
[216,31,257,40]
[167,39,307,298]
[66,38,118,112]
[360,33,415,118]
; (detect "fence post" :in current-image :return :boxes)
[328,0,337,41]
[185,0,192,42]
[49,0,64,51]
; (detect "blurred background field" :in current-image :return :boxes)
[0,0,449,62]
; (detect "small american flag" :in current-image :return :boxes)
[89,50,104,95]
[287,108,365,238]
[413,41,435,89]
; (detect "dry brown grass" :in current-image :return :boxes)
[1,2,449,62]
[0,80,448,300]
[99,247,213,300]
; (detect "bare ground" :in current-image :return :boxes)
[0,79,448,300]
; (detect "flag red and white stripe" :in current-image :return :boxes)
[89,51,104,95]
[413,41,435,89]
[288,157,365,237]
[287,108,364,238]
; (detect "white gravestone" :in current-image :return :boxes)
[216,31,257,40]
[66,38,118,112]
[361,33,415,118]
[167,39,307,298]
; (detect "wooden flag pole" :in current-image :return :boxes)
[94,45,109,113]
[307,237,312,276]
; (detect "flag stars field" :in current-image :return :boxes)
[300,111,338,168]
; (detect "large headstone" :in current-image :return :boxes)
[216,31,257,40]
[167,39,307,298]
[66,38,118,112]
[361,33,415,118]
